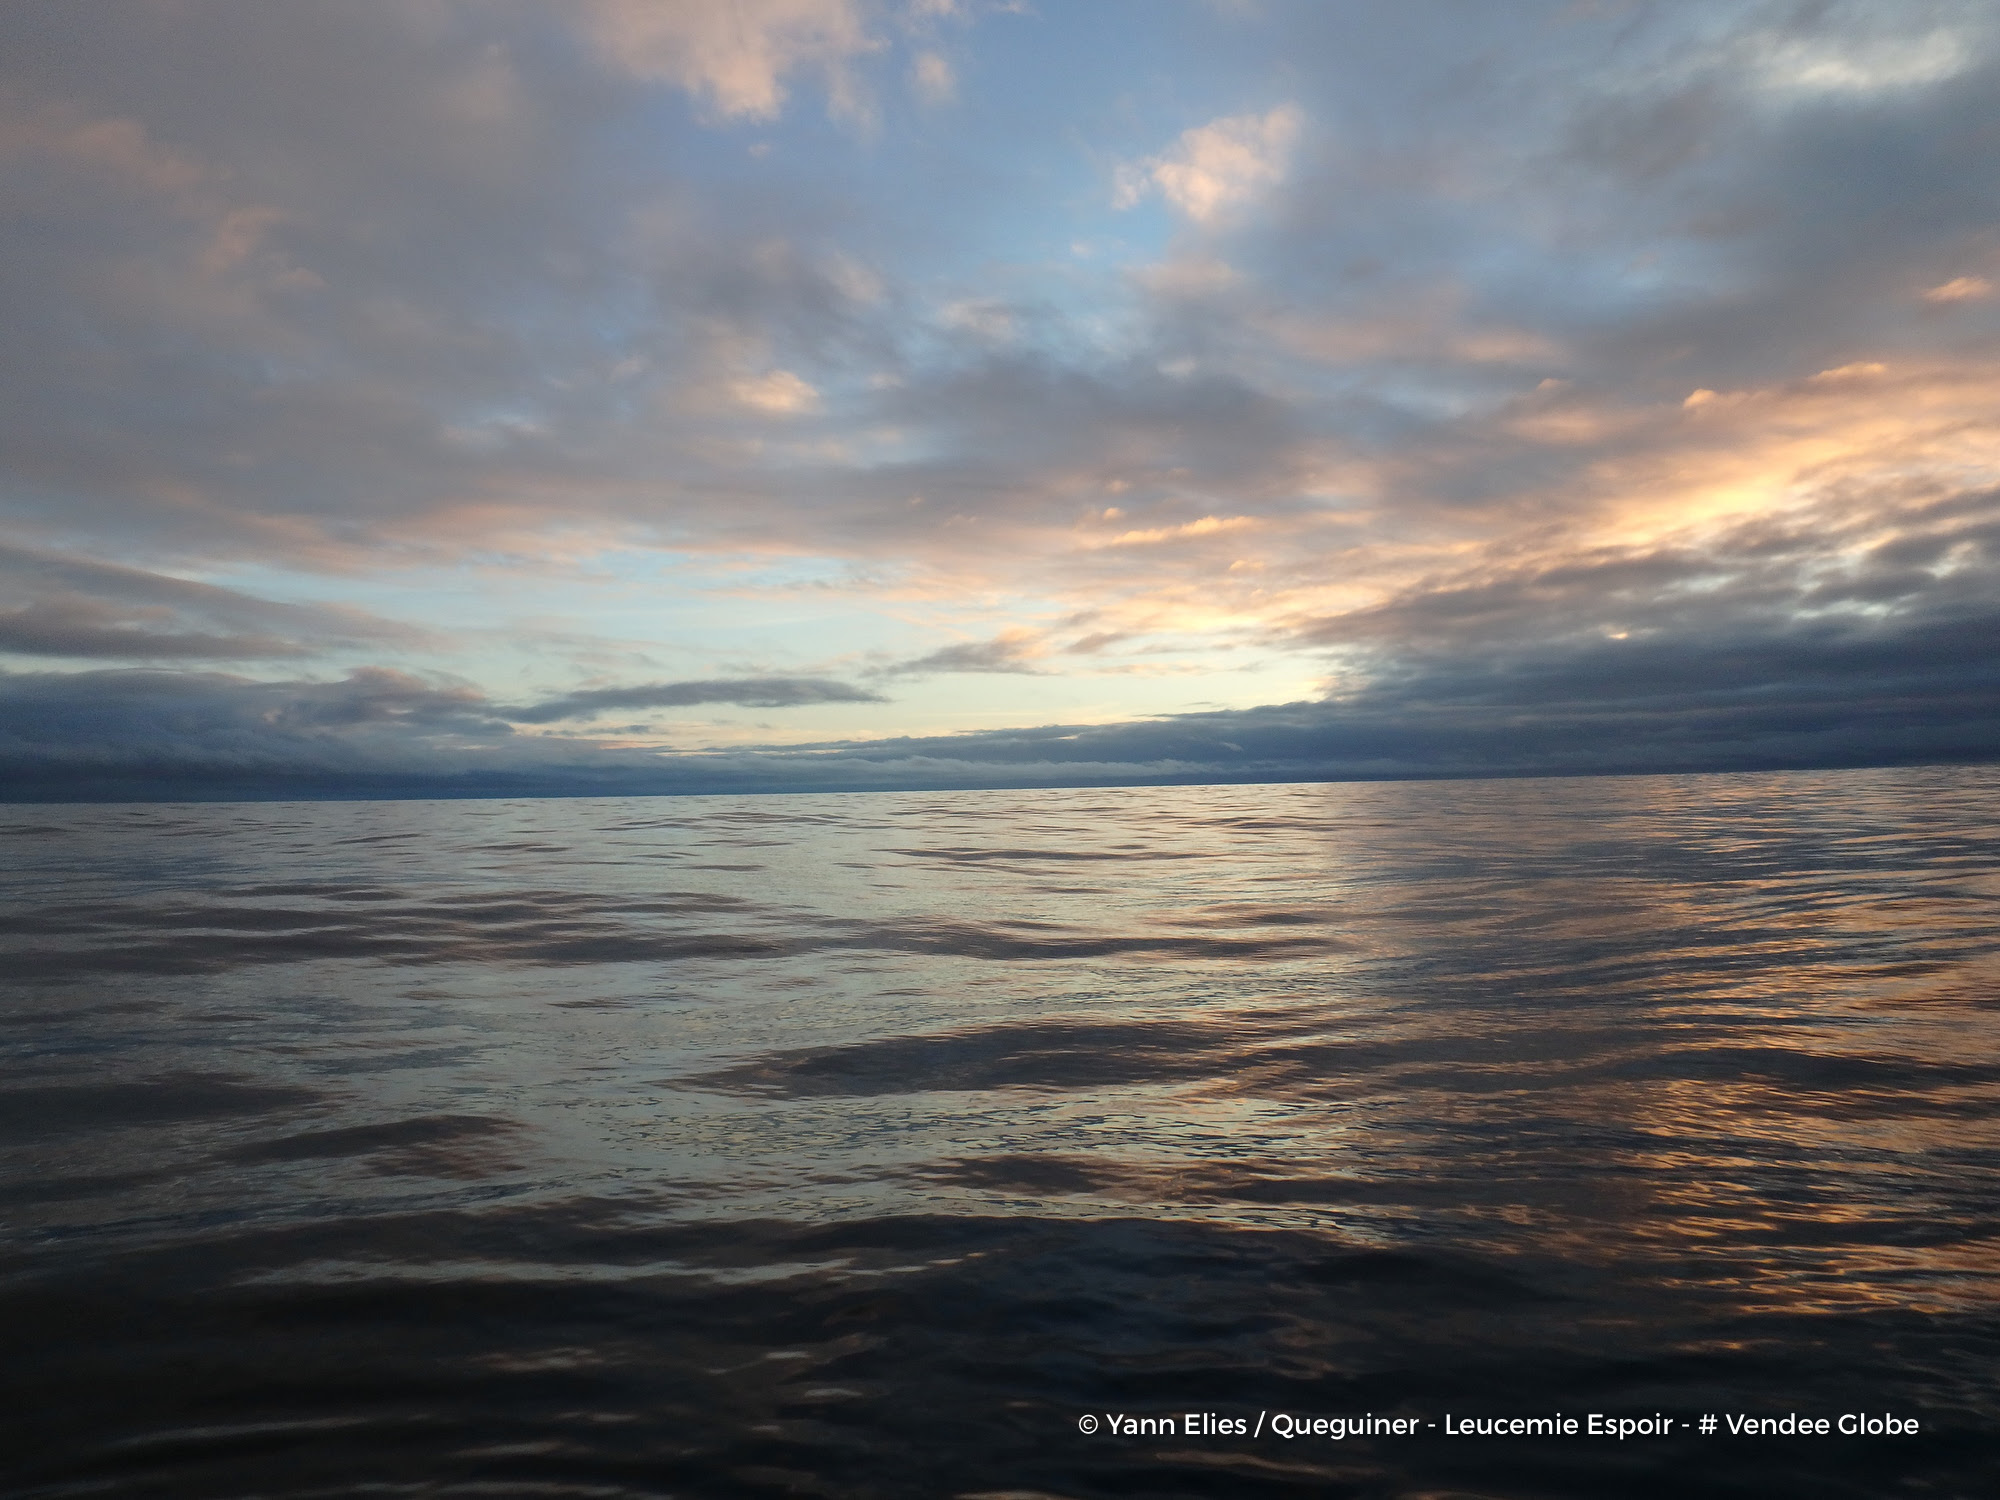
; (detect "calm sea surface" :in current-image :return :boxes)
[3,767,1998,1498]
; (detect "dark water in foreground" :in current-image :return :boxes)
[3,767,1998,1499]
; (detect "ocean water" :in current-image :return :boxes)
[2,766,1997,1499]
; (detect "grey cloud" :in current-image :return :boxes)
[0,666,509,783]
[0,1,932,565]
[245,668,501,732]
[0,0,1330,575]
[7,0,1981,582]
[0,3,664,555]
[1227,0,2000,430]
[885,354,1305,500]
[752,594,2000,785]
[506,676,886,722]
[879,634,1042,677]
[0,0,1990,573]
[0,665,897,795]
[0,542,431,659]
[0,597,308,660]
[1289,482,2000,656]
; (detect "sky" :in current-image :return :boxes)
[2,0,1998,799]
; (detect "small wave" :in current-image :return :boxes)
[223,1115,526,1178]
[0,1073,324,1141]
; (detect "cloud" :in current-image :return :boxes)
[878,629,1044,676]
[728,369,822,413]
[1750,27,1973,98]
[1098,515,1258,548]
[910,50,954,105]
[506,676,886,722]
[0,99,207,195]
[0,597,309,660]
[0,666,504,780]
[1115,105,1302,223]
[0,543,429,660]
[0,665,885,792]
[1290,478,2000,659]
[1924,275,1994,303]
[581,0,877,121]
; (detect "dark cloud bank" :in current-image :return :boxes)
[4,601,1994,801]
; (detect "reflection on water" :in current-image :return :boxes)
[2,766,1997,1497]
